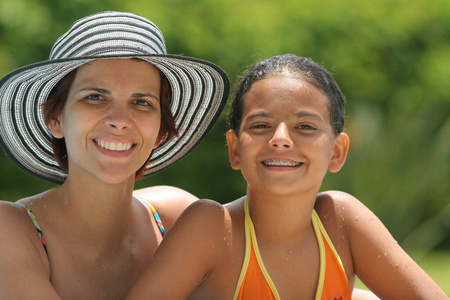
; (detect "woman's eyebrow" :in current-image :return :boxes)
[132,93,160,102]
[79,87,111,94]
[78,88,159,101]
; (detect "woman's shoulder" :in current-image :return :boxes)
[0,199,40,230]
[0,200,51,289]
[134,185,198,203]
[133,185,198,228]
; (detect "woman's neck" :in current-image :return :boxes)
[48,174,139,252]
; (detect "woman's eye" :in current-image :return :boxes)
[86,94,104,101]
[133,99,152,107]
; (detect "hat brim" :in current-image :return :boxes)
[0,54,229,184]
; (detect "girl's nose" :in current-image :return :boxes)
[106,103,132,131]
[269,123,293,149]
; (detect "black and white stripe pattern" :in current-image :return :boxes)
[0,11,229,183]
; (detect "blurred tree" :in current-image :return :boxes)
[0,0,449,254]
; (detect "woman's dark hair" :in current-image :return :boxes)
[42,63,178,179]
[228,54,346,136]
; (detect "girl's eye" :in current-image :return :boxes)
[298,124,317,130]
[249,124,270,129]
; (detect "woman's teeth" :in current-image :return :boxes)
[97,140,132,151]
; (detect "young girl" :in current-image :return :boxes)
[0,11,228,299]
[127,54,447,299]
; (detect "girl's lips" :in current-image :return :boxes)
[261,159,303,167]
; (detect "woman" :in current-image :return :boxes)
[0,11,229,299]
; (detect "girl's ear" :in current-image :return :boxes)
[226,130,241,170]
[328,132,349,173]
[48,117,64,139]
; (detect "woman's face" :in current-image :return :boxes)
[49,58,162,184]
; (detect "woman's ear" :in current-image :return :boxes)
[226,130,241,170]
[48,117,64,139]
[328,132,350,173]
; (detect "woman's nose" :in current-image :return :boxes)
[269,123,293,149]
[106,103,132,131]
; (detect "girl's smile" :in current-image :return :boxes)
[227,74,347,196]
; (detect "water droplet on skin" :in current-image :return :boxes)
[288,250,292,254]
[384,253,387,257]
[393,263,399,268]
[285,257,289,261]
[377,255,381,259]
[355,216,359,221]
[301,249,306,253]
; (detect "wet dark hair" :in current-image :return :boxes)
[42,64,178,179]
[228,54,345,136]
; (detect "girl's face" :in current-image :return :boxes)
[49,59,162,184]
[226,74,349,197]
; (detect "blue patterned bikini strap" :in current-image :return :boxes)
[137,197,166,238]
[17,203,48,254]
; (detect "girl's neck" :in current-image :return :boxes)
[245,188,318,243]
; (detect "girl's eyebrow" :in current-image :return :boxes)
[78,88,160,101]
[246,111,325,121]
[294,111,325,121]
[246,112,270,121]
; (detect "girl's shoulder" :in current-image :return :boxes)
[314,190,364,282]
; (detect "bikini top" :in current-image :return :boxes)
[233,198,351,300]
[17,197,166,255]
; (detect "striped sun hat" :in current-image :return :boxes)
[0,11,229,184]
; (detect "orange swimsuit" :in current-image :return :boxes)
[234,199,351,300]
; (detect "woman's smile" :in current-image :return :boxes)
[50,58,162,184]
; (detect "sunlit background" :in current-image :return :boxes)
[0,0,449,293]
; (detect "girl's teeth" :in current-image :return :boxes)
[263,159,301,166]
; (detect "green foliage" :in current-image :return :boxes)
[0,0,449,254]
